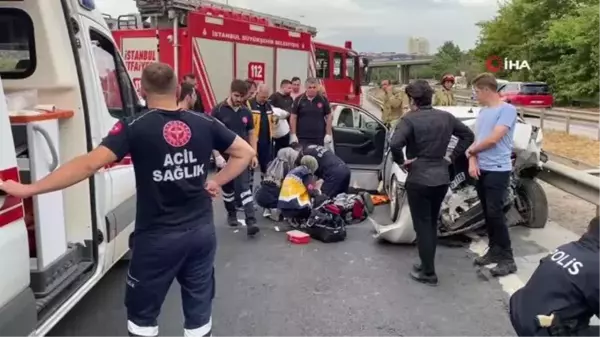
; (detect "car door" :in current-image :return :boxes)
[331,104,387,191]
[332,104,387,167]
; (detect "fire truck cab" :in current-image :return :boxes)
[107,0,363,110]
[0,0,140,335]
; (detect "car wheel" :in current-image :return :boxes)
[516,178,548,228]
[390,176,400,222]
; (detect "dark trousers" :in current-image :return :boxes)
[126,227,215,336]
[273,133,290,155]
[250,140,272,190]
[405,182,448,275]
[476,170,512,250]
[254,182,280,209]
[321,165,351,198]
[222,169,255,221]
[298,137,324,147]
[281,208,311,220]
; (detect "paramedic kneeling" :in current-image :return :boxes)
[297,144,351,198]
[509,217,599,336]
[0,62,255,337]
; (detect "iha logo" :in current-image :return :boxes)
[485,55,531,72]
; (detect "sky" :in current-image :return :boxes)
[97,0,500,53]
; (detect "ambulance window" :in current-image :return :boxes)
[89,30,138,118]
[315,48,329,79]
[0,8,36,79]
[333,52,343,80]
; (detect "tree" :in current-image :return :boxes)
[473,0,598,105]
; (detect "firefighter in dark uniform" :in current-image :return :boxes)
[248,83,275,187]
[509,216,599,336]
[0,63,255,336]
[212,79,260,236]
[289,77,333,147]
[295,144,351,198]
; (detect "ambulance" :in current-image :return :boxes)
[107,0,365,109]
[0,0,141,335]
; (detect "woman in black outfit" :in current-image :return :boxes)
[389,80,474,286]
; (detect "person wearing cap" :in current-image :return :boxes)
[433,74,457,106]
[380,79,409,126]
[389,79,474,286]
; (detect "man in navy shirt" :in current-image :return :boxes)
[212,79,260,236]
[467,73,518,277]
[0,62,255,337]
[289,77,333,147]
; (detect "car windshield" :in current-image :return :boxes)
[521,84,550,95]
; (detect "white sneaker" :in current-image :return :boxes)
[262,209,272,218]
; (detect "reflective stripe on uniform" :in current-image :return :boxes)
[241,189,253,205]
[127,320,158,337]
[222,191,235,202]
[184,317,212,337]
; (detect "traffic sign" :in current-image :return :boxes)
[248,62,265,82]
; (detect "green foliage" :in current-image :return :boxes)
[473,0,599,105]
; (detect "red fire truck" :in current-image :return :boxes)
[106,0,364,110]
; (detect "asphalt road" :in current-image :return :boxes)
[49,200,516,336]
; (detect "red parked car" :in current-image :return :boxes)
[498,81,554,108]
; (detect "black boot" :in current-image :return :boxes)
[245,217,260,237]
[490,249,517,277]
[227,213,239,227]
[474,245,503,266]
[409,270,438,286]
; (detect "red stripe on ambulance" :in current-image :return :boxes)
[0,167,24,227]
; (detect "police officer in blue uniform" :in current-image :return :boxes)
[296,144,351,198]
[509,216,599,336]
[212,79,260,236]
[0,62,255,337]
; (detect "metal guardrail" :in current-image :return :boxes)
[365,89,600,208]
[452,95,600,138]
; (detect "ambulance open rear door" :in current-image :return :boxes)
[0,78,37,336]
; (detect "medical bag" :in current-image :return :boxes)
[305,203,347,243]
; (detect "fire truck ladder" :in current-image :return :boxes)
[135,0,318,36]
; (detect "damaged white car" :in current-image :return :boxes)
[374,106,550,244]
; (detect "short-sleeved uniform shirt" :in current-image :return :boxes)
[291,93,331,140]
[474,102,517,171]
[211,100,254,142]
[100,109,236,233]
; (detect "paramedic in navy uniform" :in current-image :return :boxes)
[0,62,255,337]
[289,77,333,147]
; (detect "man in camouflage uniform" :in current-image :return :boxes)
[433,74,456,106]
[380,79,408,127]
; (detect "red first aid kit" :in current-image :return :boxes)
[287,230,311,244]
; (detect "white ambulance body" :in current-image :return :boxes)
[0,0,140,335]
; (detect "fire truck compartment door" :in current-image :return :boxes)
[236,44,274,87]
[276,49,309,89]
